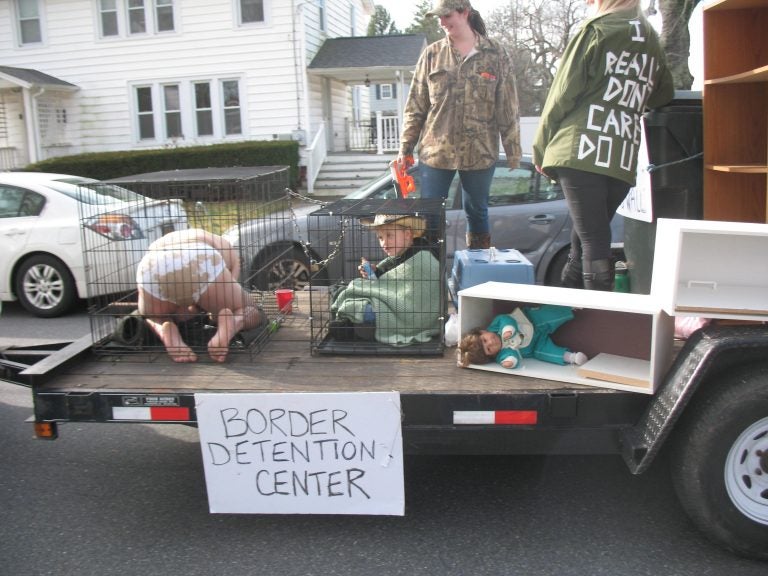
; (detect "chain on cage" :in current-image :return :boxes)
[283,187,352,271]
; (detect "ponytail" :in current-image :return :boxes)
[466,8,487,37]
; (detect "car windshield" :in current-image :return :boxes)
[48,179,147,205]
[345,170,395,200]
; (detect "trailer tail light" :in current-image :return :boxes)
[85,214,144,241]
[34,421,59,440]
[453,410,538,425]
[111,406,191,421]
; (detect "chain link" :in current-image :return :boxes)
[282,187,348,270]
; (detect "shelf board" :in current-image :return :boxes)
[706,163,768,174]
[705,64,768,85]
[674,284,768,320]
[705,0,768,11]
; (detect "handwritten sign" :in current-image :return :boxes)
[195,392,404,515]
[617,123,653,222]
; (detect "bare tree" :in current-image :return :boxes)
[486,0,586,115]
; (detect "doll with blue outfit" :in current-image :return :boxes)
[457,304,587,369]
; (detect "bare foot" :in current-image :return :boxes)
[160,321,197,363]
[208,308,237,362]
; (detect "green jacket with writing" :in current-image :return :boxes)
[532,10,674,185]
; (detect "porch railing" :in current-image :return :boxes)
[345,113,400,153]
[305,122,326,196]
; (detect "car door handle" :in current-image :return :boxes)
[529,214,555,225]
[3,228,27,237]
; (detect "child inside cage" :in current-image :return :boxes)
[136,228,264,362]
[457,305,588,369]
[329,213,441,345]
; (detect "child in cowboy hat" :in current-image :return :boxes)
[329,213,441,345]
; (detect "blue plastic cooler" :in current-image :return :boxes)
[449,248,535,307]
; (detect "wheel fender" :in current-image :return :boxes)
[620,323,768,475]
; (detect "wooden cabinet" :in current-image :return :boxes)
[702,0,768,222]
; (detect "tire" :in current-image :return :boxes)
[14,254,77,318]
[248,245,315,291]
[544,248,569,287]
[669,365,768,560]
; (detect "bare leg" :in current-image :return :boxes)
[208,308,243,362]
[138,288,198,362]
[144,317,198,363]
[198,268,264,362]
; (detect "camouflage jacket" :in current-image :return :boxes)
[400,35,521,171]
[532,10,674,185]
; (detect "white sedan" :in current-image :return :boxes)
[0,172,187,317]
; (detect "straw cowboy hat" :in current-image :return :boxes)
[360,214,427,238]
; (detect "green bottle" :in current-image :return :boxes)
[614,261,629,293]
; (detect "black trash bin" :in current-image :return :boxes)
[624,91,703,294]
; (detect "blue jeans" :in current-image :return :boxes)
[419,163,496,234]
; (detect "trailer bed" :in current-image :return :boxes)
[24,303,608,395]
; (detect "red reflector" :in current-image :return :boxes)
[151,407,190,420]
[494,410,538,425]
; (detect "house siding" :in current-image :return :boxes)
[0,0,372,163]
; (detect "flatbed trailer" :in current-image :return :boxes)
[3,290,768,560]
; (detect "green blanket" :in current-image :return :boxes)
[331,249,441,345]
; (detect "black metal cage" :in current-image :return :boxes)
[306,197,446,356]
[79,166,298,361]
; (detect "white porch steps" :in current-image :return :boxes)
[311,152,396,198]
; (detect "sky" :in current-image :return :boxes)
[373,0,704,89]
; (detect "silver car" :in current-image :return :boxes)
[224,155,624,291]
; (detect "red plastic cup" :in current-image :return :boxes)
[275,289,294,314]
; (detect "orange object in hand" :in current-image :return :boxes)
[390,156,416,197]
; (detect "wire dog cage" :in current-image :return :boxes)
[79,166,299,361]
[307,197,446,356]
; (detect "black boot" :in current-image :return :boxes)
[560,256,583,289]
[583,259,613,291]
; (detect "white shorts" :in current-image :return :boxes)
[136,242,226,307]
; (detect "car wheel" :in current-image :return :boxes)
[14,254,77,318]
[248,245,320,291]
[669,365,768,560]
[544,248,569,287]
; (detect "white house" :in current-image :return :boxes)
[0,0,425,193]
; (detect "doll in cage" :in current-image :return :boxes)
[135,228,264,363]
[457,305,588,369]
[329,213,441,345]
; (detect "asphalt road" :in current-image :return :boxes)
[1,301,767,575]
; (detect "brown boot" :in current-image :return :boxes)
[466,232,491,249]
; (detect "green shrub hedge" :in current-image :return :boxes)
[24,140,301,185]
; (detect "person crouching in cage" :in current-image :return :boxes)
[136,228,263,363]
[329,214,441,345]
[457,305,587,369]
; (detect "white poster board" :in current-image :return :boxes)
[617,124,653,222]
[195,392,404,515]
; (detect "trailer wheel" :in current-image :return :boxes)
[669,365,768,560]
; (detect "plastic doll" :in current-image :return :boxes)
[457,305,587,369]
